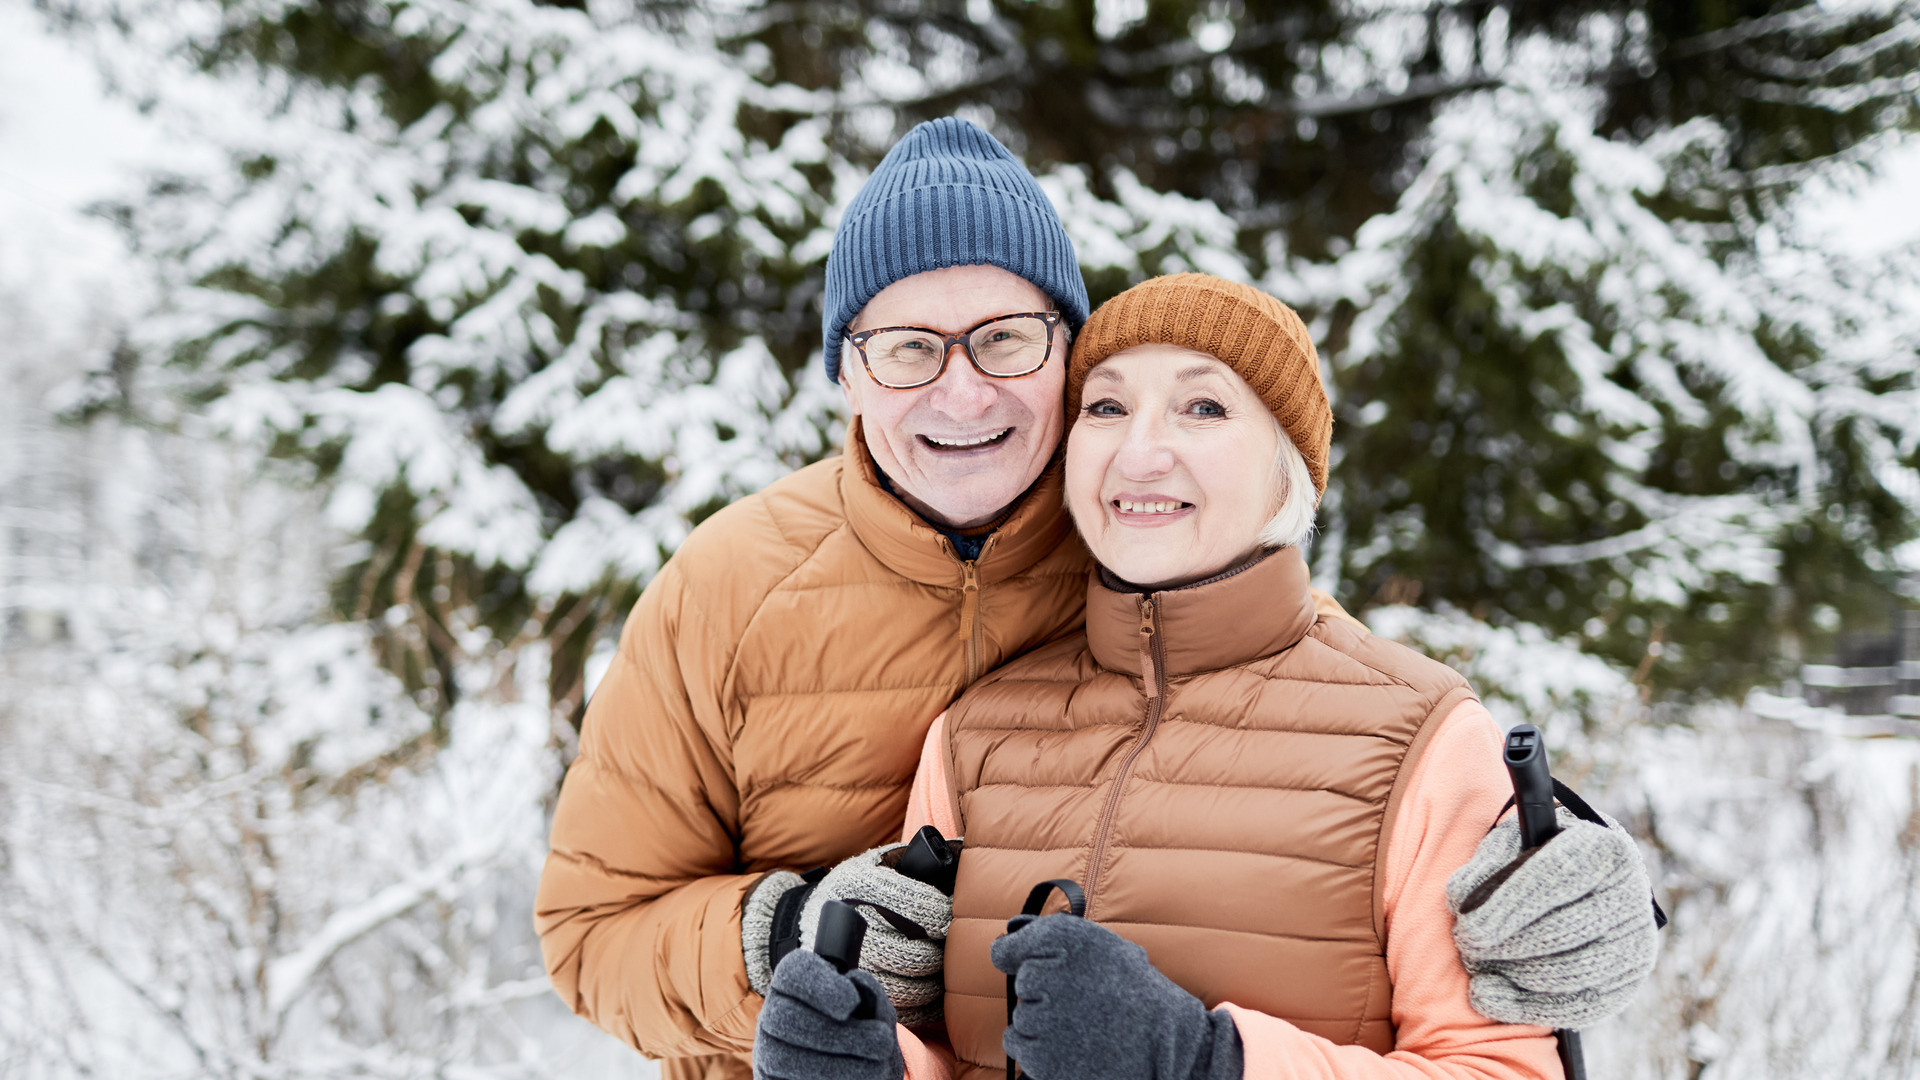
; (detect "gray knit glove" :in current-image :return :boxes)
[1446,805,1660,1029]
[753,949,905,1080]
[992,914,1243,1080]
[741,844,950,1025]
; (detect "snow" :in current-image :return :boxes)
[1794,137,1920,255]
[0,1,164,341]
[3,1,1918,1076]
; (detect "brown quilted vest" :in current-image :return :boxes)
[941,548,1474,1080]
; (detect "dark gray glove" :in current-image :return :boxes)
[991,914,1242,1080]
[1446,805,1659,1028]
[752,950,905,1080]
[742,844,951,1025]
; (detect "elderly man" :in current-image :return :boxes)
[535,118,1655,1080]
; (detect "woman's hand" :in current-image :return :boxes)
[753,950,905,1080]
[1446,805,1660,1028]
[991,914,1242,1080]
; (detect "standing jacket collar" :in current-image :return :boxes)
[1085,545,1320,678]
[838,416,1075,588]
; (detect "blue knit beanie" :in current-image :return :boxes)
[821,117,1089,382]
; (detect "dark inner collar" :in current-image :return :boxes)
[1095,546,1279,596]
[874,466,1023,562]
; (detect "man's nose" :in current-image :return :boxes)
[925,342,996,418]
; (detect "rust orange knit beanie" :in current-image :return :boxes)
[1067,273,1333,495]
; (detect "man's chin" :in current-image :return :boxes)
[896,474,1033,530]
[917,491,1024,529]
[890,443,1051,526]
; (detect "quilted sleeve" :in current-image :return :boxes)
[534,560,762,1057]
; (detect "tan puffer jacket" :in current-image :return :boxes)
[940,547,1474,1080]
[534,421,1088,1078]
[535,424,1353,1079]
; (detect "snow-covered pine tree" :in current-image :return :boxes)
[1311,71,1920,697]
[49,0,1920,708]
[21,1,1920,1075]
[820,0,1920,692]
[46,0,848,727]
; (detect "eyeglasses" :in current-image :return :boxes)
[847,311,1062,390]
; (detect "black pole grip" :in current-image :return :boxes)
[894,825,960,896]
[1501,724,1586,1080]
[814,900,868,975]
[813,900,881,1021]
[1504,724,1559,850]
[1006,880,1087,1080]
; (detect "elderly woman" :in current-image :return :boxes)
[753,275,1651,1080]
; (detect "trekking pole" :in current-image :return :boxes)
[803,828,962,1024]
[813,900,880,1019]
[1005,879,1086,1080]
[894,824,961,895]
[1504,724,1587,1080]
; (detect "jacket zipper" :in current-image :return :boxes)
[958,559,982,683]
[1082,594,1168,915]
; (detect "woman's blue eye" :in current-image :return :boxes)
[1189,398,1225,417]
[1085,398,1125,417]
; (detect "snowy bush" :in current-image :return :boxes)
[0,299,617,1077]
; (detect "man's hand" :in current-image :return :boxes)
[991,915,1242,1080]
[1447,806,1660,1028]
[753,950,905,1080]
[743,844,950,1024]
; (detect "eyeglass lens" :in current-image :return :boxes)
[862,314,1052,387]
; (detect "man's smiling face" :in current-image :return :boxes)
[839,265,1068,530]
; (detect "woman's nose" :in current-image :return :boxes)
[1115,415,1174,479]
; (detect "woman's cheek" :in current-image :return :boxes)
[1063,425,1107,534]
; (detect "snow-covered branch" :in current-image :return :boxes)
[264,845,480,1019]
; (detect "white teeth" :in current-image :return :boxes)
[925,430,1007,448]
[1117,500,1185,515]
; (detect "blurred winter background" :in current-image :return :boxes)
[2,0,1918,1076]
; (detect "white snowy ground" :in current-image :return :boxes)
[4,2,1920,1077]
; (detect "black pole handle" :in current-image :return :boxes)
[894,824,961,896]
[813,900,881,1021]
[1504,724,1560,850]
[1005,880,1087,1080]
[1501,724,1586,1080]
[814,899,868,975]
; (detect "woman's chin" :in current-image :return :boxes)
[1098,549,1230,591]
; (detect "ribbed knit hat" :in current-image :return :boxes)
[1068,273,1332,495]
[821,117,1089,382]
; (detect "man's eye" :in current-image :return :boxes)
[1084,398,1126,417]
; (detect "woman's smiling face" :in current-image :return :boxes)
[1066,345,1284,590]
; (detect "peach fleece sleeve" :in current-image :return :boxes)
[902,711,960,842]
[896,712,959,1080]
[1225,699,1561,1080]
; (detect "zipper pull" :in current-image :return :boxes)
[1138,596,1159,695]
[957,561,980,642]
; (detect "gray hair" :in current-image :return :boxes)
[1258,431,1319,549]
